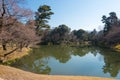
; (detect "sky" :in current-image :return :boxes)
[26,0,120,31]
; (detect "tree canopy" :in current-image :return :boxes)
[0,0,38,51]
[35,5,54,33]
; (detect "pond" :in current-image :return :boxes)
[11,45,120,79]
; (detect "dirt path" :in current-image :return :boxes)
[0,65,115,80]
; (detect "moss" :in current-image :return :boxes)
[3,58,19,65]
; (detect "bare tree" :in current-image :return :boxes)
[0,0,38,51]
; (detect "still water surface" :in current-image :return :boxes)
[11,45,120,78]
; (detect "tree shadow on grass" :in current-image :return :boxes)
[4,48,19,57]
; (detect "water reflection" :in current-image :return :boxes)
[99,48,120,77]
[11,45,120,78]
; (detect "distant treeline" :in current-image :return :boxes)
[39,11,120,47]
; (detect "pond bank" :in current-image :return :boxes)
[114,44,120,52]
[0,65,114,80]
[0,47,31,63]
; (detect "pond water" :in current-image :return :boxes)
[11,45,120,79]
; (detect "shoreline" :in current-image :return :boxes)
[0,47,31,63]
[0,46,119,80]
[0,65,114,80]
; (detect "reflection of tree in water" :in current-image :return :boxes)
[11,45,72,74]
[99,48,120,77]
[73,46,120,77]
[38,45,72,63]
[33,58,51,74]
[11,45,120,77]
[90,47,99,56]
[11,46,99,74]
[72,46,98,57]
[72,46,90,57]
[11,52,51,74]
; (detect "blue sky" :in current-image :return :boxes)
[26,0,120,31]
